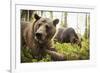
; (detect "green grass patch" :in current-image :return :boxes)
[21,38,89,62]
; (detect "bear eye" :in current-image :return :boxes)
[45,25,50,32]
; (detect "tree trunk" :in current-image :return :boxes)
[84,14,88,39]
[64,12,67,27]
[50,11,53,19]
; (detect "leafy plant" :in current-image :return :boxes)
[21,38,89,62]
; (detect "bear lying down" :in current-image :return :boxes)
[21,14,66,62]
[54,27,82,48]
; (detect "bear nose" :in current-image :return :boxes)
[35,32,42,39]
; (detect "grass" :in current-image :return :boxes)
[54,38,89,60]
[21,38,89,62]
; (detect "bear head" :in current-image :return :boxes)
[33,14,59,44]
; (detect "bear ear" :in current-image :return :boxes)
[53,19,59,26]
[34,14,41,20]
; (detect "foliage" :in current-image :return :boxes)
[21,38,89,63]
[54,38,89,60]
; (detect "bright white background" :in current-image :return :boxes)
[0,0,100,73]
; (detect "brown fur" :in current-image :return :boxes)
[21,14,66,62]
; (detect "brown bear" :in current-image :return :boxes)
[21,14,66,62]
[54,27,82,48]
[53,27,64,43]
[60,28,82,47]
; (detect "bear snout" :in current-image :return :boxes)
[35,32,43,40]
[35,31,47,43]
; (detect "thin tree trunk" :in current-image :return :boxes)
[27,10,29,21]
[50,11,53,19]
[64,12,67,27]
[87,14,90,39]
[41,11,43,16]
[84,14,88,39]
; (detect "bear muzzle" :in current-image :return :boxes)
[35,31,47,43]
[35,32,43,39]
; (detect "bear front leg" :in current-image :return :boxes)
[45,49,66,61]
